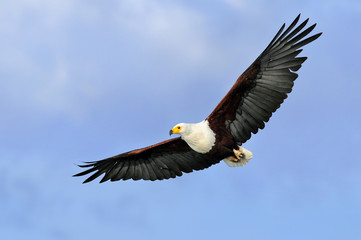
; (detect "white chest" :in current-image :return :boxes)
[181,121,216,153]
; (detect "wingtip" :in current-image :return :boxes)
[311,32,323,41]
[72,172,92,183]
[73,170,87,177]
[316,32,323,37]
[291,14,301,25]
[280,23,286,31]
[72,172,91,183]
[82,178,92,184]
[99,177,109,184]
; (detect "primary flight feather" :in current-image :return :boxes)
[74,15,322,183]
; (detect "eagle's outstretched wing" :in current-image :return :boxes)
[207,14,322,144]
[74,137,220,183]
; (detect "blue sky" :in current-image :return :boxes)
[1,0,361,239]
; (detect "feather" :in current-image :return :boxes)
[256,82,292,93]
[132,160,143,180]
[175,155,194,173]
[241,107,264,131]
[242,98,269,120]
[230,121,244,141]
[149,157,165,180]
[137,160,150,180]
[82,161,115,183]
[257,75,295,84]
[264,58,306,70]
[263,23,286,53]
[293,33,322,50]
[247,92,278,110]
[123,160,135,180]
[161,155,182,176]
[258,68,292,76]
[276,14,301,42]
[272,47,302,60]
[288,24,317,46]
[250,90,283,105]
[235,109,257,134]
[112,161,129,181]
[153,157,172,179]
[256,85,287,98]
[244,97,272,119]
[251,93,283,113]
[265,51,304,67]
[269,18,309,54]
[100,161,122,183]
[144,159,158,181]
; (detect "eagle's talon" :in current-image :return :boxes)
[233,146,244,160]
[227,156,239,162]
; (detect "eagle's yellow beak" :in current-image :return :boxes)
[169,126,182,136]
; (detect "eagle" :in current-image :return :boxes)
[74,15,321,183]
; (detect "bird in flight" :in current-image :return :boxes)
[74,14,322,183]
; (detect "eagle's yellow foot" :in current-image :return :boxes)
[224,146,252,167]
[226,156,239,162]
[233,147,244,160]
[226,146,244,162]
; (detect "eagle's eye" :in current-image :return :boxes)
[177,126,181,130]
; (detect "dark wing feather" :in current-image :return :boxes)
[207,14,322,144]
[74,137,221,183]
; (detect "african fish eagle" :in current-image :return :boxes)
[74,14,322,183]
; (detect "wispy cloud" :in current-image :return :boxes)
[0,0,222,121]
[114,0,212,64]
[0,1,104,120]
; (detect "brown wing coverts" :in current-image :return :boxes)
[227,15,322,144]
[74,138,220,183]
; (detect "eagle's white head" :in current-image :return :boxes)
[169,123,187,136]
[169,121,216,153]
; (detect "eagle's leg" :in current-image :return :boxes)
[233,146,244,160]
[226,156,238,162]
[226,146,243,162]
[224,146,253,167]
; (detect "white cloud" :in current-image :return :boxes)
[0,0,231,121]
